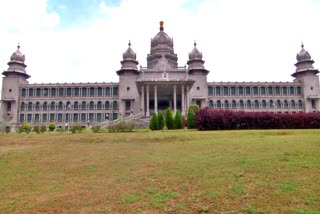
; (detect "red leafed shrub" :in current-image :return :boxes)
[194,107,320,130]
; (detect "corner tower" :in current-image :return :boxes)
[292,43,320,112]
[1,44,31,131]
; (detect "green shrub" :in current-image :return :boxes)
[186,107,195,129]
[92,125,101,133]
[158,112,165,130]
[149,112,159,131]
[40,124,47,133]
[22,122,31,133]
[70,123,82,133]
[48,122,56,131]
[189,105,199,113]
[174,110,183,129]
[165,108,174,130]
[33,124,41,134]
[108,119,136,132]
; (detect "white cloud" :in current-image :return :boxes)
[0,0,320,93]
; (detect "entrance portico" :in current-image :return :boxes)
[137,80,194,116]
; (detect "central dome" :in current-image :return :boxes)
[150,21,174,53]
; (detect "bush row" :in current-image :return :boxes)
[195,107,320,130]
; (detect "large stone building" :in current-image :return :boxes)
[1,21,320,131]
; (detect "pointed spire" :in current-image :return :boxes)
[128,40,131,47]
[17,43,20,50]
[301,42,304,49]
[160,21,164,31]
[194,40,197,48]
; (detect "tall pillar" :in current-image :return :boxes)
[141,85,145,116]
[173,85,177,114]
[154,85,158,114]
[186,85,190,114]
[181,85,185,116]
[146,85,150,116]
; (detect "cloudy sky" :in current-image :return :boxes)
[0,0,320,89]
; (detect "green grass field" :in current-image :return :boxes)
[0,129,320,213]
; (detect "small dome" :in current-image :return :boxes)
[150,21,174,53]
[123,41,136,60]
[10,44,25,63]
[296,43,311,62]
[189,41,203,60]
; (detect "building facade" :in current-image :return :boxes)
[1,21,320,131]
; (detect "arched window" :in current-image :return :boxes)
[43,102,47,111]
[97,101,102,110]
[298,100,303,108]
[262,100,267,109]
[224,100,229,109]
[74,101,79,110]
[82,101,86,110]
[28,102,33,111]
[269,100,274,108]
[284,100,288,109]
[58,101,63,110]
[66,101,71,110]
[113,101,118,110]
[20,102,25,111]
[209,100,214,108]
[254,100,259,109]
[291,100,296,108]
[277,100,281,108]
[217,100,221,109]
[239,100,244,109]
[232,100,236,109]
[105,101,110,110]
[35,102,40,111]
[50,102,55,111]
[89,101,94,110]
[247,100,251,109]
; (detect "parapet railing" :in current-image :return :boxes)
[97,113,143,128]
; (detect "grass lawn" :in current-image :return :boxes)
[0,129,320,213]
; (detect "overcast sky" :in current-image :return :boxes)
[1,0,320,89]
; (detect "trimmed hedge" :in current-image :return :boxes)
[195,107,320,130]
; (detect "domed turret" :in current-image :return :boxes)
[292,43,319,77]
[187,41,206,71]
[147,21,178,69]
[2,44,30,79]
[117,41,139,74]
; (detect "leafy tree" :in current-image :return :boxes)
[165,108,174,130]
[33,124,41,134]
[48,122,56,131]
[187,107,195,129]
[40,124,47,133]
[22,122,31,133]
[174,110,183,129]
[158,112,165,130]
[149,112,159,131]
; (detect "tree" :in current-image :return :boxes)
[165,108,174,130]
[187,107,195,129]
[40,124,47,133]
[174,110,183,129]
[49,122,56,131]
[22,122,31,133]
[158,112,165,130]
[149,112,159,131]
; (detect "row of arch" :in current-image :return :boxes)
[208,99,303,109]
[20,101,118,111]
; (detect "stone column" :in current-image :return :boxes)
[186,85,190,115]
[141,85,145,116]
[181,85,185,116]
[173,85,177,114]
[154,85,158,114]
[146,85,150,117]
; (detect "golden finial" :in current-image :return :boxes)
[160,21,164,31]
[301,42,304,49]
[194,40,197,47]
[17,43,20,49]
[128,40,131,47]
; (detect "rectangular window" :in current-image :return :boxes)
[58,113,63,122]
[74,88,79,96]
[275,86,280,95]
[283,87,287,95]
[27,114,32,122]
[82,88,87,97]
[208,87,213,96]
[19,114,24,122]
[59,88,64,97]
[81,113,86,121]
[35,114,40,121]
[50,113,55,121]
[246,86,251,95]
[97,113,102,122]
[253,87,258,95]
[297,87,302,95]
[43,88,48,97]
[231,87,236,95]
[268,86,273,95]
[73,113,78,122]
[261,87,266,95]
[112,113,118,120]
[21,88,26,97]
[113,87,118,96]
[290,86,294,95]
[67,88,72,96]
[98,87,103,96]
[29,88,33,97]
[106,87,111,96]
[51,88,56,97]
[239,87,243,95]
[65,113,70,122]
[42,114,47,122]
[89,113,94,121]
[90,87,95,97]
[36,88,41,97]
[223,86,228,96]
[215,87,221,95]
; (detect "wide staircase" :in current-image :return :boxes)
[97,113,151,129]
